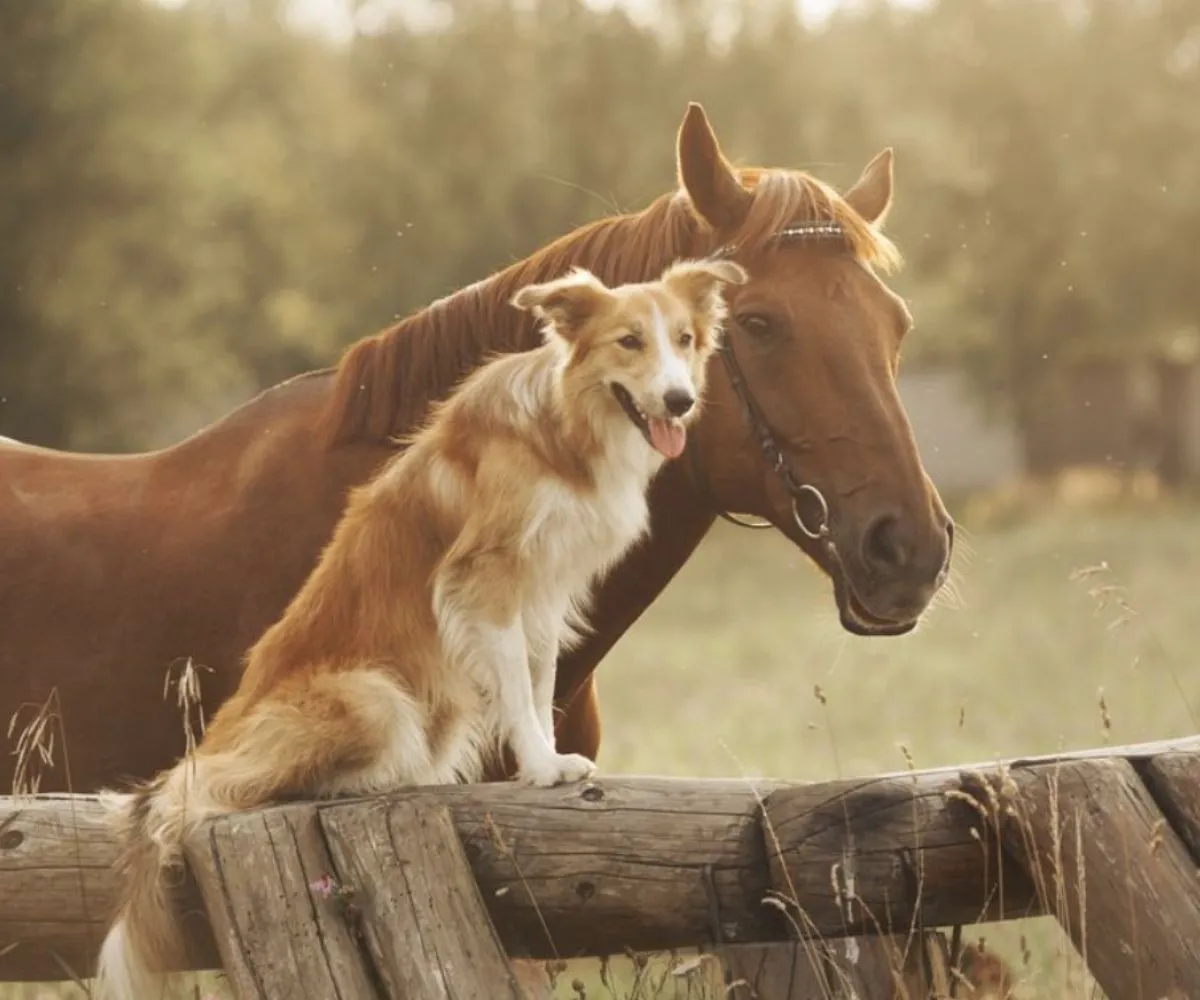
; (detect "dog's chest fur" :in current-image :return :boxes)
[525,442,658,597]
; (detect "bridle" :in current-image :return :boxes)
[685,220,848,545]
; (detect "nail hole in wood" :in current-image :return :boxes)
[580,784,604,802]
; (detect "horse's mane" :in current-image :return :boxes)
[323,167,900,446]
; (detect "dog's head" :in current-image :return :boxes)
[511,258,748,459]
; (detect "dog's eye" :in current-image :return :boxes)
[737,313,775,338]
[678,332,694,348]
[618,334,643,351]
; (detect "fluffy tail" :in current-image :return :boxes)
[92,668,431,998]
[93,763,223,1000]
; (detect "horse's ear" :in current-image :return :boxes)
[676,103,753,233]
[843,147,894,228]
[510,268,613,342]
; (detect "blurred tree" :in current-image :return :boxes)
[884,0,1200,435]
[0,0,1195,454]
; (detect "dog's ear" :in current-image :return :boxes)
[511,268,613,343]
[661,258,748,333]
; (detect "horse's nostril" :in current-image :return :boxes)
[663,389,695,418]
[862,513,908,573]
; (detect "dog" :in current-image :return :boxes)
[92,255,747,999]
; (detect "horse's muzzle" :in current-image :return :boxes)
[833,515,954,635]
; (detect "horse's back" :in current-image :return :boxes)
[0,431,50,454]
[0,389,388,794]
[0,436,159,528]
[0,434,266,793]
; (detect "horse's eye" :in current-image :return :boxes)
[737,313,774,337]
[618,334,643,351]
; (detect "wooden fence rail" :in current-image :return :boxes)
[3,735,1200,998]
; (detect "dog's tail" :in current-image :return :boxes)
[94,761,223,1000]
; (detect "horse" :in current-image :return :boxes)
[0,103,953,794]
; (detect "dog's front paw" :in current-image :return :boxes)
[519,752,596,788]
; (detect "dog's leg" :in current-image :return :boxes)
[531,641,558,750]
[486,619,595,787]
[441,603,592,787]
[524,603,567,748]
[435,507,594,788]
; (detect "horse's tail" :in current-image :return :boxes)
[94,761,222,1000]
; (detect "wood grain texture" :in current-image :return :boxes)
[5,743,1200,985]
[0,778,781,980]
[1141,750,1200,861]
[0,794,119,983]
[763,771,1037,939]
[964,757,1200,1000]
[185,804,378,1000]
[319,799,523,1000]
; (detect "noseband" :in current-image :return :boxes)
[686,221,849,543]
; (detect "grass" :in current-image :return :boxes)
[598,502,1199,783]
[6,490,1200,998]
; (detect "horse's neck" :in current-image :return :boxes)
[347,197,707,438]
[166,372,330,454]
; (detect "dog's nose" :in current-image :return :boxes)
[662,388,695,418]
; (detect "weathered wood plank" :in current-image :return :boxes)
[319,798,523,1000]
[741,764,967,1000]
[0,795,123,983]
[5,743,1199,984]
[0,778,780,980]
[1141,750,1200,861]
[431,776,787,959]
[185,804,379,1000]
[0,772,1027,983]
[965,758,1200,1000]
[763,770,1037,939]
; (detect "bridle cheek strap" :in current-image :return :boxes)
[686,222,844,544]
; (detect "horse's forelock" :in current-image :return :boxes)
[730,168,902,272]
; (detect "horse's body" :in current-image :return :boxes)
[1,105,952,793]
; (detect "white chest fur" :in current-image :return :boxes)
[523,446,658,601]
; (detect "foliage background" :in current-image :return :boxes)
[2,0,1198,452]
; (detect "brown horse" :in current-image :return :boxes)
[0,104,952,794]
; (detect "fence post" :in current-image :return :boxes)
[964,758,1200,1000]
[187,798,524,1000]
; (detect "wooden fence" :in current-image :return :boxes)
[2,736,1200,998]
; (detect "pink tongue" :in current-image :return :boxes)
[648,418,687,459]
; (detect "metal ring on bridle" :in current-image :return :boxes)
[790,483,830,540]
